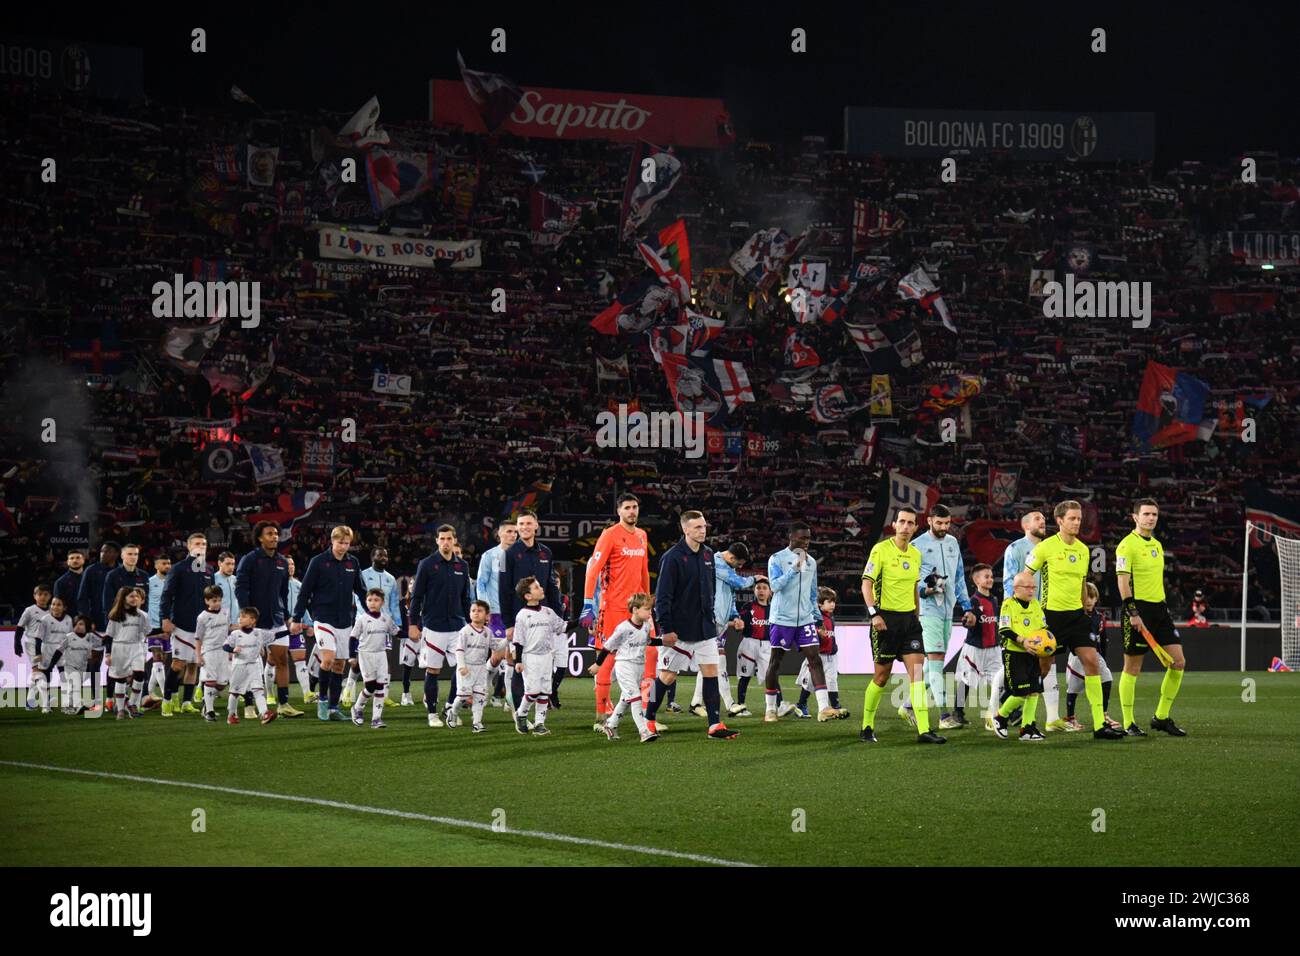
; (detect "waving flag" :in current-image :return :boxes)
[591,274,681,335]
[783,327,820,369]
[338,96,389,149]
[819,256,893,325]
[660,354,753,428]
[810,385,862,423]
[636,236,691,305]
[503,478,554,519]
[649,309,726,360]
[621,142,682,238]
[457,52,525,133]
[655,219,692,288]
[530,188,596,246]
[730,227,810,292]
[918,374,983,423]
[898,265,956,333]
[853,198,905,250]
[1132,360,1213,450]
[365,149,437,213]
[247,491,324,545]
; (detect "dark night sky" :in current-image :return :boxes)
[8,2,1296,168]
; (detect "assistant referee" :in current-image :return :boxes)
[859,506,946,745]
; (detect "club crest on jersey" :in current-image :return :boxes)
[1151,549,1158,558]
[902,561,910,569]
[1068,554,1077,562]
[1023,618,1031,627]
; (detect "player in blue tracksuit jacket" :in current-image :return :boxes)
[160,531,216,712]
[291,526,369,720]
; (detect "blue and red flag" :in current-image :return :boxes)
[247,491,324,545]
[1132,360,1212,450]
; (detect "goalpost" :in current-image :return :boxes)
[1241,521,1300,671]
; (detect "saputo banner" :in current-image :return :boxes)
[430,78,733,147]
[844,107,1155,161]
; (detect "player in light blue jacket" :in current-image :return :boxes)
[911,505,977,729]
[690,544,755,718]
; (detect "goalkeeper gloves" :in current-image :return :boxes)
[579,600,596,629]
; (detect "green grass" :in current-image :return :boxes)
[3,673,1298,867]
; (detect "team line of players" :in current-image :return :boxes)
[13,494,1187,744]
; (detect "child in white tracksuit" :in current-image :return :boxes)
[224,608,276,726]
[350,589,399,729]
[511,577,566,737]
[588,593,659,742]
[450,600,508,732]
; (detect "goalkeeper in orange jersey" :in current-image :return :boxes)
[580,494,651,734]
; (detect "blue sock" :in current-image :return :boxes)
[424,672,439,712]
[327,671,342,708]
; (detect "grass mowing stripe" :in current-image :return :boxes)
[0,759,756,868]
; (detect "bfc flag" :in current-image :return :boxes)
[365,149,437,213]
[621,143,683,238]
[1132,360,1212,450]
[457,52,525,133]
[660,353,753,428]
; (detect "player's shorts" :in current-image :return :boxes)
[271,625,291,648]
[521,652,553,698]
[357,650,390,684]
[169,628,198,663]
[769,623,819,652]
[871,611,925,665]
[735,637,763,677]
[660,637,720,674]
[21,635,38,661]
[200,652,231,686]
[551,630,570,671]
[1122,600,1181,656]
[289,630,306,651]
[108,642,147,679]
[314,622,347,657]
[613,659,644,702]
[1065,652,1113,692]
[956,644,1003,688]
[456,663,489,700]
[228,660,265,696]
[418,629,457,671]
[1044,609,1091,653]
[919,615,952,655]
[1001,645,1043,698]
[147,632,170,656]
[398,638,420,668]
[797,652,838,692]
[488,613,505,640]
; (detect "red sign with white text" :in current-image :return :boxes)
[430,79,733,148]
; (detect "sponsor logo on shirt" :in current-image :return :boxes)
[619,547,646,557]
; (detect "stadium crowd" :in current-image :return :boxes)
[1,82,1296,623]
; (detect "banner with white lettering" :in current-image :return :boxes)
[844,108,1154,161]
[430,79,733,148]
[371,372,412,396]
[318,227,481,269]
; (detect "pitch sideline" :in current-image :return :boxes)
[0,760,757,867]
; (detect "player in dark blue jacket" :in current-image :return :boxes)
[290,525,369,720]
[236,521,298,715]
[160,531,216,713]
[409,525,472,725]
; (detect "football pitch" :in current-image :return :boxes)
[3,673,1298,867]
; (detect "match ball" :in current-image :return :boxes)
[1026,630,1057,658]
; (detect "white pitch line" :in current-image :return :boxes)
[0,760,756,867]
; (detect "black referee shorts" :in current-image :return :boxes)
[1002,644,1043,697]
[871,610,924,666]
[1122,600,1181,656]
[1044,608,1091,653]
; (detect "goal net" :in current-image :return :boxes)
[1244,522,1300,669]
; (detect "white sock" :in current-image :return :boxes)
[718,675,734,710]
[925,659,946,710]
[372,686,385,721]
[228,694,238,717]
[471,698,484,725]
[294,661,311,695]
[534,699,548,725]
[1043,664,1060,723]
[130,678,144,707]
[203,684,216,714]
[815,688,831,711]
[148,662,164,698]
[452,696,468,715]
[629,699,649,735]
[691,677,704,708]
[765,691,779,714]
[610,698,628,727]
[35,672,50,709]
[343,673,356,696]
[264,664,275,692]
[254,688,268,717]
[987,669,1005,719]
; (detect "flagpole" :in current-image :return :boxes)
[1240,520,1250,673]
